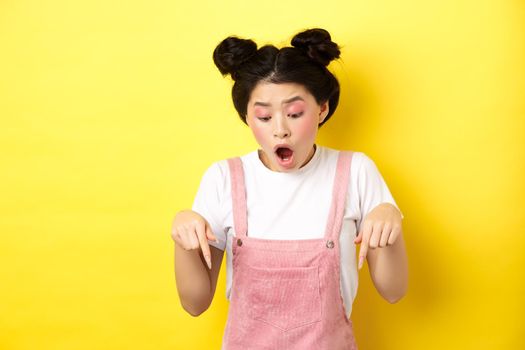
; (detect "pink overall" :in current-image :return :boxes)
[222,151,358,350]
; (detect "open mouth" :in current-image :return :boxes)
[275,147,293,161]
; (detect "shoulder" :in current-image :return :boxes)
[200,160,226,181]
[347,151,385,184]
[195,160,229,196]
[200,149,259,182]
[317,145,370,169]
[351,151,376,172]
[321,147,384,191]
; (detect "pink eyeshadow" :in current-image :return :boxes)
[253,106,269,118]
[286,102,305,114]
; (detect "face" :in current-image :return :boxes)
[246,82,329,172]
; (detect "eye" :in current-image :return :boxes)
[288,112,304,118]
[257,116,271,122]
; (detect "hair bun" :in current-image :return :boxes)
[291,28,340,66]
[213,36,258,77]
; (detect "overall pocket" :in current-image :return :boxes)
[245,264,322,331]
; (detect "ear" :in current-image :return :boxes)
[318,101,329,124]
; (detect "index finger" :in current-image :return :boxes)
[358,238,369,270]
[195,220,212,269]
[358,222,372,270]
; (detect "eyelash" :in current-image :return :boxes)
[257,112,303,122]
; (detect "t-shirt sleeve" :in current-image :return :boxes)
[191,162,227,251]
[356,153,404,233]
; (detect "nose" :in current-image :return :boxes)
[273,116,290,138]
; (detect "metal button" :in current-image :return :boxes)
[326,240,335,249]
[237,238,243,247]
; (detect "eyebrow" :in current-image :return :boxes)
[253,96,304,107]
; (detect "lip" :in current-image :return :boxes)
[273,143,294,152]
[273,143,295,169]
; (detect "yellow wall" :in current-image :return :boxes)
[1,1,524,349]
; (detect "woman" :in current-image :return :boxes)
[171,28,408,349]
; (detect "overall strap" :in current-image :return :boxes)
[324,151,353,240]
[227,157,248,237]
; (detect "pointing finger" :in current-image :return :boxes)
[205,225,219,244]
[358,221,372,270]
[355,219,370,244]
[358,236,369,270]
[354,229,363,244]
[195,221,212,270]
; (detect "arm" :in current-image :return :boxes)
[353,153,408,303]
[173,210,225,316]
[367,233,408,303]
[357,203,408,303]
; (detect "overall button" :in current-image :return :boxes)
[237,238,243,247]
[326,240,334,249]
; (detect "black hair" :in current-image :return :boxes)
[212,28,341,127]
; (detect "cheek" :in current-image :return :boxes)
[295,117,318,138]
[250,125,268,145]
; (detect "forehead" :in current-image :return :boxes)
[248,82,316,107]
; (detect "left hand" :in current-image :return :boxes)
[354,203,403,270]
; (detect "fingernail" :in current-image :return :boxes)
[205,255,211,270]
[358,256,363,269]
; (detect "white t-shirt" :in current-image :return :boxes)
[191,144,403,319]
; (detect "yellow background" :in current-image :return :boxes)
[1,0,524,349]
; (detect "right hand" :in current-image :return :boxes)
[171,210,219,270]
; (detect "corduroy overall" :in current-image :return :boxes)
[222,151,358,350]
